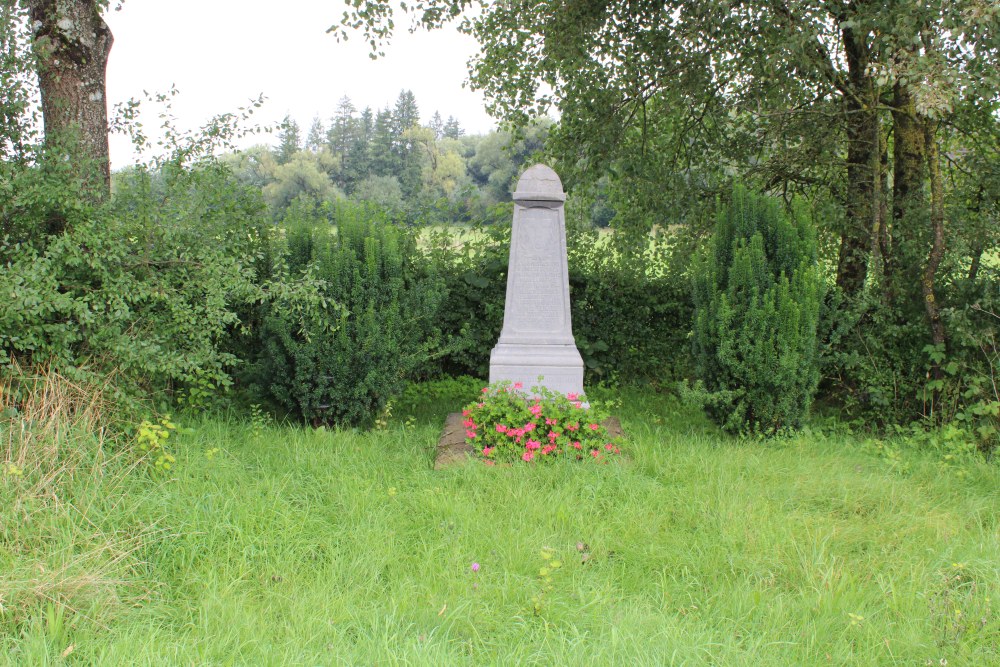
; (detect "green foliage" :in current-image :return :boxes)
[820,267,999,455]
[136,415,177,473]
[461,380,621,465]
[567,225,694,384]
[423,220,693,385]
[691,186,823,435]
[0,157,276,398]
[253,202,445,427]
[818,287,930,422]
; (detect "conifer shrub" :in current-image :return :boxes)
[256,203,444,427]
[690,186,822,435]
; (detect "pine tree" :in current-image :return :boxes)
[275,115,301,165]
[429,111,444,139]
[443,115,464,139]
[305,117,325,153]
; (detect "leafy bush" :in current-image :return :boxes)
[819,264,998,455]
[0,158,277,398]
[567,226,693,384]
[461,381,621,464]
[690,186,822,435]
[253,202,445,427]
[818,286,929,423]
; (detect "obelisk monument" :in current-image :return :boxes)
[489,164,585,396]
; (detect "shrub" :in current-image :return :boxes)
[0,158,274,399]
[254,202,445,427]
[690,186,822,435]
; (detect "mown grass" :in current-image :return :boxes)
[2,385,998,665]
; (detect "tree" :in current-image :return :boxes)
[442,115,463,139]
[338,0,1000,398]
[429,110,444,139]
[274,114,301,165]
[305,116,325,153]
[25,0,114,199]
[262,151,340,213]
[343,105,374,191]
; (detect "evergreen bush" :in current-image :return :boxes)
[256,203,444,427]
[690,186,822,435]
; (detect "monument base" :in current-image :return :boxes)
[489,343,584,397]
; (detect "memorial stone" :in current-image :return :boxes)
[489,164,585,396]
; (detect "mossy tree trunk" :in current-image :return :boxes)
[887,82,927,301]
[922,120,947,382]
[27,0,113,202]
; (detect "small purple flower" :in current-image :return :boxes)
[471,562,480,572]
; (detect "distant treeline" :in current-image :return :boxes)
[226,90,560,225]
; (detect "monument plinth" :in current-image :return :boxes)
[489,164,584,396]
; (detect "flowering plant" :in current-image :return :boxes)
[461,381,622,465]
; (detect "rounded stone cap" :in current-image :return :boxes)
[513,164,566,204]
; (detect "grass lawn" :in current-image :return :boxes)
[2,387,998,665]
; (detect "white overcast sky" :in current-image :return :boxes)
[103,0,496,168]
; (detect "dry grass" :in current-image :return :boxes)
[0,362,151,636]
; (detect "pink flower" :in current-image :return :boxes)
[484,460,496,466]
[573,401,583,409]
[462,418,475,428]
[482,387,490,394]
[477,402,485,408]
[526,440,541,451]
[566,423,579,432]
[462,409,471,417]
[524,422,536,432]
[522,451,535,462]
[482,446,494,457]
[591,450,600,458]
[572,441,583,450]
[513,382,523,390]
[588,423,600,431]
[605,443,614,451]
[495,423,508,433]
[545,418,558,426]
[471,562,480,572]
[542,444,556,455]
[465,430,477,439]
[529,404,542,417]
[548,431,558,441]
[567,392,579,401]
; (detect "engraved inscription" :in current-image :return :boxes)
[509,208,566,333]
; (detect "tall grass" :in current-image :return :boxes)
[0,364,154,659]
[2,382,998,664]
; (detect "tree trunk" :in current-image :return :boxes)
[836,20,878,297]
[922,121,946,358]
[968,244,983,283]
[887,82,926,295]
[27,0,113,200]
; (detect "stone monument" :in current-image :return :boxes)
[489,164,585,397]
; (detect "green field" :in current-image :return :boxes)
[2,386,998,665]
